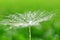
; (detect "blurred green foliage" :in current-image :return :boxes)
[0,0,60,40]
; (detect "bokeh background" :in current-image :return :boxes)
[0,0,60,40]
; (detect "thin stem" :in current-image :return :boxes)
[29,26,31,40]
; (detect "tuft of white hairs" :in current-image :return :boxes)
[0,11,54,28]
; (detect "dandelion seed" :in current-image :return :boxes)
[0,11,55,40]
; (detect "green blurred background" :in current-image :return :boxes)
[0,0,60,40]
